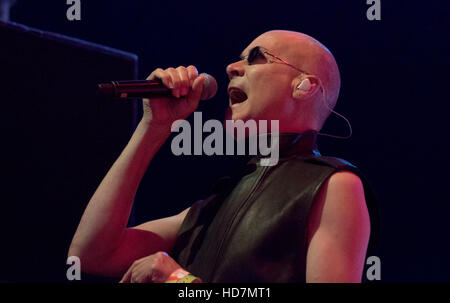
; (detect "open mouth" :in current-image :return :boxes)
[228,88,248,105]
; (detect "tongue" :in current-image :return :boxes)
[230,89,248,104]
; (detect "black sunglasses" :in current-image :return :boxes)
[241,46,307,74]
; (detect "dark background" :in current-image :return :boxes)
[3,0,450,282]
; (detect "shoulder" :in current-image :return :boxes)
[307,170,370,244]
[316,170,368,222]
[305,170,371,282]
[281,154,358,175]
[327,170,364,193]
[303,155,357,170]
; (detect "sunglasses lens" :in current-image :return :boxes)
[248,47,261,64]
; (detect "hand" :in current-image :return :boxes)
[119,251,183,283]
[141,65,206,127]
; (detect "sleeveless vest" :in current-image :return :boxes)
[172,131,379,282]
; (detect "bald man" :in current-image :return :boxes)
[68,30,374,283]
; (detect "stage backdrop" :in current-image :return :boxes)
[0,21,138,282]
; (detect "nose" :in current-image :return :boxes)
[226,60,245,80]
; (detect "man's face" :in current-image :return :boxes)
[225,34,299,125]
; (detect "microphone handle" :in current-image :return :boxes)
[98,80,171,99]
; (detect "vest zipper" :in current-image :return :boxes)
[208,165,271,281]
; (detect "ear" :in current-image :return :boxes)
[292,76,320,100]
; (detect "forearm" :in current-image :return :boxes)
[68,120,171,261]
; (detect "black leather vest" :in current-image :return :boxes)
[172,131,378,282]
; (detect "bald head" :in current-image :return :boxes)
[226,30,341,132]
[252,30,341,129]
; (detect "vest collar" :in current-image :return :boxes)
[247,130,320,167]
[279,130,321,158]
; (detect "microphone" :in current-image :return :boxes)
[97,73,218,100]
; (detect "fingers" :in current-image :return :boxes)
[176,67,190,97]
[118,255,156,284]
[118,252,183,284]
[165,67,181,98]
[186,74,206,111]
[119,266,133,283]
[146,65,200,99]
[187,65,199,87]
[119,261,146,283]
[147,68,173,89]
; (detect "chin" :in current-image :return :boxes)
[227,107,249,122]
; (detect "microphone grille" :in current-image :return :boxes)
[200,73,218,100]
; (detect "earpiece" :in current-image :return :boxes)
[297,78,311,91]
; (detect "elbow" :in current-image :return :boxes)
[67,243,79,260]
[67,239,91,265]
[67,242,86,266]
[66,244,97,275]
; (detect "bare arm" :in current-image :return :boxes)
[68,66,206,277]
[68,121,172,276]
[306,171,371,283]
